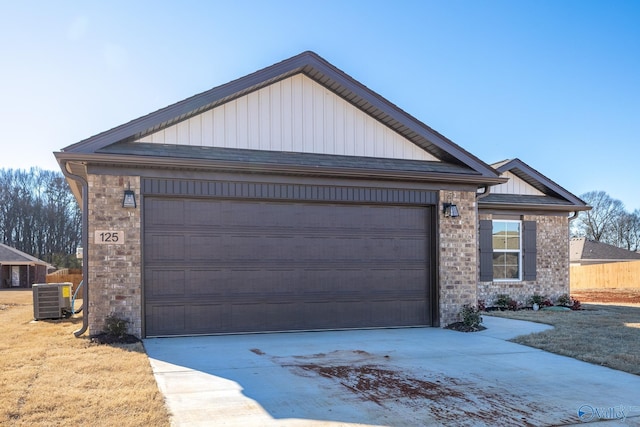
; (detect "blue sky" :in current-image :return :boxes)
[1,1,639,210]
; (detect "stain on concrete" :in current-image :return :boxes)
[279,350,578,426]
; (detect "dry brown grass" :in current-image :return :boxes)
[487,302,640,375]
[0,290,170,427]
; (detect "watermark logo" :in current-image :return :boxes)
[578,404,640,423]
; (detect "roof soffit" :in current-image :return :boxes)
[59,51,500,180]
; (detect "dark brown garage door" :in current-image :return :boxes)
[144,197,432,336]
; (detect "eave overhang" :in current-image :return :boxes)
[55,149,506,186]
[478,201,592,213]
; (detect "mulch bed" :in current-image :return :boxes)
[90,333,141,345]
[444,321,486,332]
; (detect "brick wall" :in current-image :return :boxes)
[87,175,142,337]
[438,190,478,326]
[477,213,569,307]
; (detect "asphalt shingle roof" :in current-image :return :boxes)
[101,142,479,176]
[0,243,49,265]
[570,237,640,262]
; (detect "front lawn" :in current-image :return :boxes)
[0,290,170,426]
[486,302,640,375]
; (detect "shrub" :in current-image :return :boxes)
[528,294,547,306]
[556,293,572,306]
[495,294,512,310]
[477,299,486,312]
[495,294,519,311]
[570,298,582,311]
[460,304,483,331]
[103,314,129,338]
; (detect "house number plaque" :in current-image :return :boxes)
[94,230,125,244]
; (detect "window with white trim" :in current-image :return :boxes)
[492,220,522,281]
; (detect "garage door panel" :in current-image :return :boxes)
[146,234,186,261]
[167,234,425,264]
[148,305,186,335]
[188,269,229,296]
[371,300,428,324]
[146,199,185,226]
[145,197,432,336]
[147,270,186,297]
[187,304,227,333]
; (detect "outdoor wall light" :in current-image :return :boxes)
[443,203,459,218]
[442,192,459,218]
[122,189,137,208]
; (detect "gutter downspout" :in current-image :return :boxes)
[60,161,89,337]
[476,184,491,200]
[568,211,579,221]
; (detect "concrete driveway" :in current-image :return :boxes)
[144,317,640,426]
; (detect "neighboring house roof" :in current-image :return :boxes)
[480,158,590,212]
[55,51,505,201]
[0,243,50,266]
[570,237,640,263]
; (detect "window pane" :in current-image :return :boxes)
[504,253,520,279]
[493,253,506,279]
[492,222,507,250]
[492,221,520,250]
[492,252,520,280]
[505,222,520,250]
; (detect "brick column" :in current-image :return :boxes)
[87,175,142,337]
[438,190,478,326]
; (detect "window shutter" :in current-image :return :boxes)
[523,221,537,281]
[479,220,493,281]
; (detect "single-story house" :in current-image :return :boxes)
[570,237,640,266]
[0,243,51,288]
[55,51,589,338]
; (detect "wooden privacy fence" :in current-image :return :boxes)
[46,268,83,293]
[570,260,640,290]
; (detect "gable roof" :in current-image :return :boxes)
[55,51,502,185]
[570,237,640,263]
[0,243,50,266]
[479,158,590,212]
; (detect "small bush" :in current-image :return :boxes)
[104,314,129,338]
[477,299,486,312]
[528,294,547,306]
[494,294,519,311]
[556,293,572,306]
[570,297,582,311]
[495,294,512,309]
[460,304,483,331]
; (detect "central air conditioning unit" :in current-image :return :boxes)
[33,283,73,320]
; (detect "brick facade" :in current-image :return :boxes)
[87,175,142,337]
[477,213,570,307]
[438,190,478,326]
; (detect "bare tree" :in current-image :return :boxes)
[572,191,626,243]
[615,210,640,252]
[0,168,81,268]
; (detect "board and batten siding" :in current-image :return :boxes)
[490,171,544,196]
[135,74,438,162]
